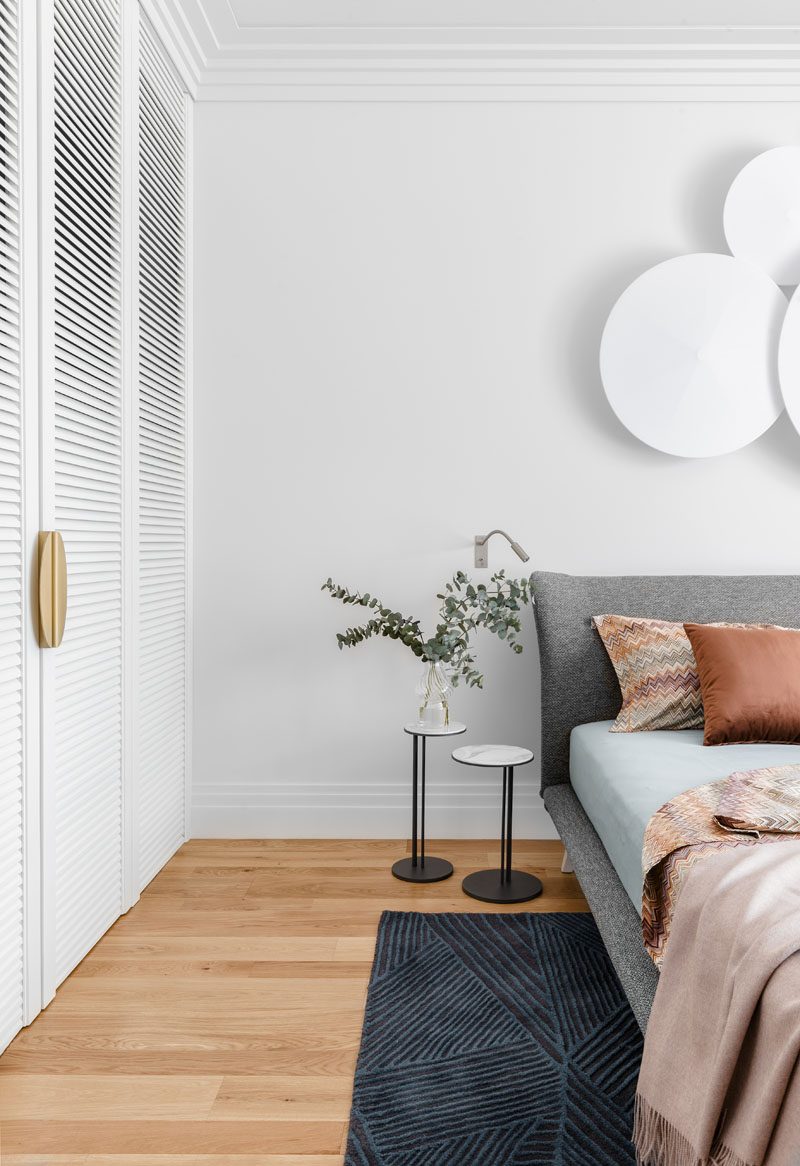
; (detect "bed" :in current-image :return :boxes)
[532,570,800,1033]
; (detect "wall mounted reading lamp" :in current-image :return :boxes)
[474,529,530,569]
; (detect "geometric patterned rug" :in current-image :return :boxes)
[345,912,643,1165]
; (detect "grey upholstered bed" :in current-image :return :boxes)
[532,570,799,1033]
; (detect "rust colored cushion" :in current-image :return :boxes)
[684,623,800,745]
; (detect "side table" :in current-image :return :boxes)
[452,744,542,904]
[391,721,466,883]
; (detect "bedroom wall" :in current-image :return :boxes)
[192,99,800,837]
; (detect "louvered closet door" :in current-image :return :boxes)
[43,0,124,990]
[137,21,188,891]
[0,0,25,1050]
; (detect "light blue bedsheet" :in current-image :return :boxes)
[569,721,800,909]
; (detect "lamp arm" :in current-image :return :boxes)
[475,528,514,547]
[474,529,530,568]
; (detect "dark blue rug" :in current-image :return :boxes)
[345,911,643,1165]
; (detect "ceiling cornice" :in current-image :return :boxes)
[145,0,800,102]
[140,0,205,96]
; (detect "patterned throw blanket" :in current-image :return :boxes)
[642,763,800,966]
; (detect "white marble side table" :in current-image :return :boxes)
[452,744,542,904]
[391,721,467,884]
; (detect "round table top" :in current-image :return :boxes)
[452,744,534,768]
[404,721,467,737]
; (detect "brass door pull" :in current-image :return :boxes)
[38,531,67,648]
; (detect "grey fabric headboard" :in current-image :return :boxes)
[532,571,799,793]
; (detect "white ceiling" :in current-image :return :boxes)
[145,0,800,101]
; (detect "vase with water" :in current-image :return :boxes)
[415,660,452,729]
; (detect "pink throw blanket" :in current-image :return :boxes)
[634,841,800,1166]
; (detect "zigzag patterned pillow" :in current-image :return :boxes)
[593,615,703,733]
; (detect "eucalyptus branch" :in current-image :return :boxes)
[322,569,533,690]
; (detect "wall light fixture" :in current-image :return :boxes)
[474,529,530,569]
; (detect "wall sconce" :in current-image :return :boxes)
[474,529,530,569]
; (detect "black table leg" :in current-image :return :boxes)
[393,734,453,883]
[506,766,514,882]
[462,764,542,903]
[500,766,507,883]
[420,735,426,869]
[411,733,418,866]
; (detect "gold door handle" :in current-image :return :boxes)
[38,531,67,648]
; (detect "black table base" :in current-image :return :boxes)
[392,731,454,884]
[392,855,454,883]
[462,868,542,903]
[462,764,542,904]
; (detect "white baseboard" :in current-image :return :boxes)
[191,781,558,840]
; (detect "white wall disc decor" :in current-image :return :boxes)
[600,254,786,458]
[778,284,800,439]
[723,147,800,286]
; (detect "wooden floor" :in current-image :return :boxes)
[0,838,587,1166]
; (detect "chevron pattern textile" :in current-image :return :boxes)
[344,911,643,1166]
[642,764,800,966]
[592,615,704,732]
[717,763,800,833]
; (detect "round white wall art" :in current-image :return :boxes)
[778,283,800,439]
[723,146,800,285]
[599,254,786,458]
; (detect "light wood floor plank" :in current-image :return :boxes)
[83,937,347,960]
[50,977,369,1012]
[0,1076,222,1121]
[210,1077,353,1121]
[0,1121,346,1154]
[5,1157,341,1165]
[0,839,584,1160]
[0,1047,360,1078]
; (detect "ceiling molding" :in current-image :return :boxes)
[140,0,206,95]
[146,0,800,101]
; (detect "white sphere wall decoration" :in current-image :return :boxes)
[600,255,786,458]
[778,285,800,438]
[723,147,800,285]
[598,145,800,457]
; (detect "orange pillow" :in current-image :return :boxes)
[684,623,800,745]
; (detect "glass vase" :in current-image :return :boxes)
[415,661,453,729]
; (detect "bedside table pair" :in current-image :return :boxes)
[391,722,542,904]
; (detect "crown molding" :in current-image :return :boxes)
[144,1,800,102]
[140,0,205,96]
[195,54,800,103]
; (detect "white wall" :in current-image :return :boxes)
[192,99,800,838]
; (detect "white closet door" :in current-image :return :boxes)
[137,21,188,891]
[42,0,124,993]
[0,0,25,1051]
